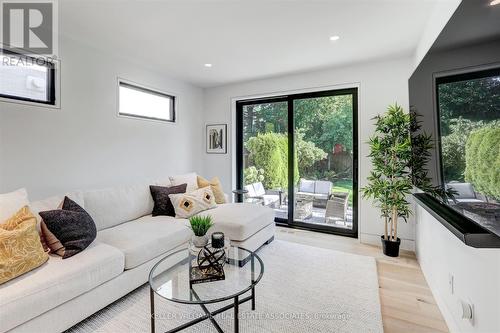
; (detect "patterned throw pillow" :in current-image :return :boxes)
[169,187,217,218]
[197,176,226,204]
[0,206,49,284]
[39,197,97,259]
[150,183,187,217]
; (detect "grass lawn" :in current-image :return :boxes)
[332,179,353,206]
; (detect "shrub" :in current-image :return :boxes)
[296,129,328,173]
[441,118,484,182]
[464,126,500,200]
[246,133,299,189]
[244,166,265,185]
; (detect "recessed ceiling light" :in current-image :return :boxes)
[204,63,213,68]
[490,0,500,5]
[329,35,340,41]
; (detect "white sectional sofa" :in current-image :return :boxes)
[0,180,275,333]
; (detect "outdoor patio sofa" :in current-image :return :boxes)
[295,179,332,208]
[445,182,485,203]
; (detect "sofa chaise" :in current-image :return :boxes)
[0,178,275,333]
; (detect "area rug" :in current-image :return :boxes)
[66,240,383,333]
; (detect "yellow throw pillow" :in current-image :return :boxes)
[197,176,226,204]
[0,206,49,284]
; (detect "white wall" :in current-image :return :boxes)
[0,36,204,200]
[415,202,500,333]
[202,56,415,250]
[412,0,461,71]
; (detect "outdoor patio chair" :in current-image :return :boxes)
[244,182,280,207]
[325,192,349,224]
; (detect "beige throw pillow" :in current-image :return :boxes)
[197,176,226,204]
[169,187,217,218]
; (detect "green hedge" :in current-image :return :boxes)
[464,126,500,200]
[246,133,299,189]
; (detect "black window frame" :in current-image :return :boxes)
[435,66,500,187]
[118,80,176,123]
[0,49,56,105]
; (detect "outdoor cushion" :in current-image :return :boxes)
[200,203,274,241]
[446,182,476,199]
[314,193,329,200]
[454,198,484,203]
[262,194,280,206]
[299,179,315,193]
[253,182,266,196]
[244,184,256,197]
[83,183,154,231]
[96,215,191,269]
[0,242,124,333]
[315,181,332,195]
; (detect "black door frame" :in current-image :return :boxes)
[235,88,358,238]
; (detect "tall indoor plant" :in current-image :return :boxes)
[362,104,413,256]
[362,104,452,257]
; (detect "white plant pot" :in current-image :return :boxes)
[191,234,209,247]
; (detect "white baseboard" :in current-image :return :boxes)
[360,232,415,252]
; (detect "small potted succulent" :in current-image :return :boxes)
[189,215,213,247]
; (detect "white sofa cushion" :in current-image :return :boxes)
[29,191,84,226]
[0,242,124,332]
[96,215,191,269]
[0,188,29,222]
[201,203,274,241]
[169,172,198,193]
[83,184,154,231]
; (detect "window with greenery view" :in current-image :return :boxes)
[437,68,500,201]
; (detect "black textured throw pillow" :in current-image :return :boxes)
[150,183,187,217]
[39,196,97,259]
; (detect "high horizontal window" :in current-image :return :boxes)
[0,52,56,105]
[118,81,176,122]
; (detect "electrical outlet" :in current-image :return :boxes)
[449,274,454,294]
[459,299,474,325]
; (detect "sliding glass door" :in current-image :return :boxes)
[236,89,358,237]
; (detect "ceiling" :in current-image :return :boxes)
[60,0,448,88]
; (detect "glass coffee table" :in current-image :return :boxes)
[148,246,264,333]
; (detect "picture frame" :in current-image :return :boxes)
[206,124,227,154]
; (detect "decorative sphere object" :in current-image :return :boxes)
[211,232,225,248]
[197,245,226,276]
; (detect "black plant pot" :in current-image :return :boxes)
[381,235,401,257]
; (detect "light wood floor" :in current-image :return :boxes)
[275,227,449,333]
